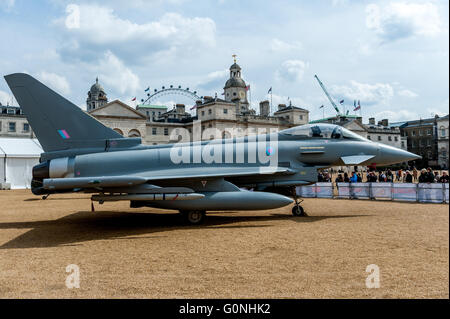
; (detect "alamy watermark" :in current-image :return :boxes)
[365,264,380,288]
[168,122,279,172]
[65,264,80,289]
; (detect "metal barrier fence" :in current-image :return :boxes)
[296,183,449,204]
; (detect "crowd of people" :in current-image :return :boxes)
[318,167,449,184]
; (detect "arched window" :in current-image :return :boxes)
[128,129,141,137]
[113,128,123,136]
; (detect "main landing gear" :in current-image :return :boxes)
[180,210,206,225]
[291,187,307,217]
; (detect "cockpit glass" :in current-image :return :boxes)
[281,123,367,141]
[341,127,367,141]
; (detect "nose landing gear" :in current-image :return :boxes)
[291,187,307,217]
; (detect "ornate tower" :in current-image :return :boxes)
[223,55,249,114]
[87,77,108,111]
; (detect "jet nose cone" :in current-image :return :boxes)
[377,144,421,165]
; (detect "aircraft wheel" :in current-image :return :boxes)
[292,205,307,217]
[181,210,205,225]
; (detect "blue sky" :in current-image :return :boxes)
[0,0,448,122]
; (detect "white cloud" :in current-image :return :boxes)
[38,71,71,95]
[332,0,349,7]
[56,4,216,63]
[374,109,419,122]
[398,89,418,98]
[0,90,13,105]
[270,38,302,53]
[196,69,228,90]
[330,80,394,105]
[276,60,308,82]
[366,2,442,42]
[96,51,140,96]
[1,0,15,11]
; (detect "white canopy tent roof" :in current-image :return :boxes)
[0,138,43,189]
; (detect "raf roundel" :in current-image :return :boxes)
[266,146,274,156]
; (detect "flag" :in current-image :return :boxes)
[190,105,197,110]
[268,87,272,94]
[339,99,344,104]
[144,87,150,92]
[354,100,361,111]
[245,85,250,91]
[221,92,225,95]
[131,97,136,101]
[319,105,324,109]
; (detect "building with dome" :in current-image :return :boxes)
[223,60,250,114]
[86,77,108,111]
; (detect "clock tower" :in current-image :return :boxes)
[223,55,249,114]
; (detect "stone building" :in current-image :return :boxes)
[0,104,34,138]
[89,59,310,144]
[396,115,441,168]
[437,114,449,169]
[365,118,404,150]
[86,78,108,111]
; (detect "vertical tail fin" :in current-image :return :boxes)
[4,73,123,152]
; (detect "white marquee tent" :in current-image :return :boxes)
[0,138,43,189]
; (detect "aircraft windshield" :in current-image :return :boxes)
[281,124,367,141]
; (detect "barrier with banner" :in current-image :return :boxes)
[349,183,370,199]
[336,183,350,198]
[445,184,449,203]
[417,183,445,203]
[371,182,392,199]
[315,183,334,198]
[296,182,448,204]
[392,183,417,202]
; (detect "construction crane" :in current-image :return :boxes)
[314,74,342,115]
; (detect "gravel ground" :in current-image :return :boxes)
[0,190,448,299]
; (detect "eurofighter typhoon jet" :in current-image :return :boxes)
[4,73,420,224]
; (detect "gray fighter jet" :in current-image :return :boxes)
[4,73,420,224]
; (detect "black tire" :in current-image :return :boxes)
[181,210,205,225]
[292,205,306,217]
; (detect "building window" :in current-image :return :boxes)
[8,122,16,132]
[23,123,30,132]
[224,109,228,114]
[441,128,446,137]
[7,108,15,114]
[412,141,416,147]
[412,130,416,136]
[299,115,303,120]
[233,92,237,96]
[208,109,212,115]
[0,121,2,131]
[420,140,424,147]
[164,128,169,136]
[427,139,431,146]
[152,128,157,135]
[394,136,398,142]
[146,111,149,117]
[427,129,432,135]
[377,136,381,141]
[388,136,392,141]
[401,141,405,148]
[419,130,423,136]
[367,135,371,140]
[201,111,205,116]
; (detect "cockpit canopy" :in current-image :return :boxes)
[280,123,367,141]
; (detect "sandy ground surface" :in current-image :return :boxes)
[0,189,448,299]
